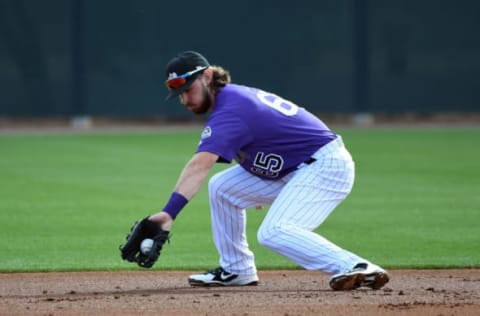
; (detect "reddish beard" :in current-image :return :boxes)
[191,84,214,114]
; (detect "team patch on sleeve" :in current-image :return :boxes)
[201,126,212,139]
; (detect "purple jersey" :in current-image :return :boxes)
[196,84,337,179]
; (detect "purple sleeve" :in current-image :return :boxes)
[196,113,252,163]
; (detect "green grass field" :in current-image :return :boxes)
[0,127,479,272]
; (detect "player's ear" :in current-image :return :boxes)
[203,68,213,84]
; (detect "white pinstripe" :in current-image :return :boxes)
[208,137,370,276]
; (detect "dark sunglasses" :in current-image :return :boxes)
[165,66,207,90]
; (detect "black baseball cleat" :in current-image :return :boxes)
[188,267,259,286]
[329,263,389,291]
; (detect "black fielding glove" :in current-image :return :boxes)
[119,217,170,268]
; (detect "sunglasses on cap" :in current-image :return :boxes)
[165,66,207,90]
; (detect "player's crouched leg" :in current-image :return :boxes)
[256,222,320,263]
[257,223,282,250]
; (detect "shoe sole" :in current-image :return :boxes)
[188,279,259,287]
[330,272,389,291]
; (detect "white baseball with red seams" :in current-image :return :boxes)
[140,238,154,255]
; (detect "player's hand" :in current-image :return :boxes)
[149,211,174,231]
[119,216,170,268]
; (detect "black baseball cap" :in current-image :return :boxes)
[164,51,210,100]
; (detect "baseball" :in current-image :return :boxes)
[140,238,154,254]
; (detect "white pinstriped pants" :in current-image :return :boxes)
[208,137,369,276]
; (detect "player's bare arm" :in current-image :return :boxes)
[174,151,219,200]
[149,151,218,230]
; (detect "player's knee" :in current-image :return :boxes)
[257,223,283,248]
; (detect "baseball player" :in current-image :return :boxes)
[120,51,389,291]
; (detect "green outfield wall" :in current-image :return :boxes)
[0,0,479,117]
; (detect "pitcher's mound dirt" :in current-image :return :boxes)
[1,269,479,315]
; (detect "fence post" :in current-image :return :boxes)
[352,0,372,123]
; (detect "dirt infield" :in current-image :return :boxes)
[1,269,479,316]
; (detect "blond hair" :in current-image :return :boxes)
[209,65,231,94]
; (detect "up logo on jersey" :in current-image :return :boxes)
[251,152,284,178]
